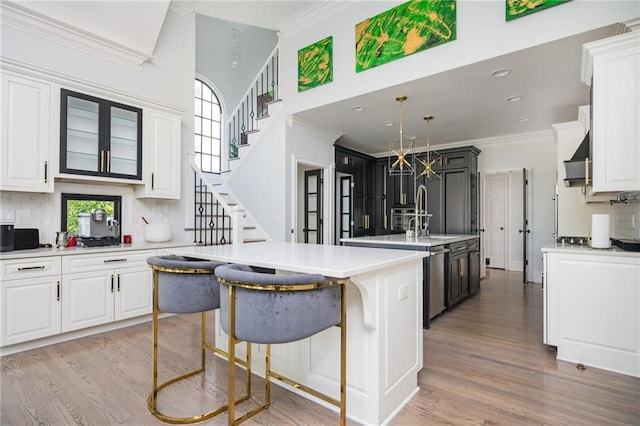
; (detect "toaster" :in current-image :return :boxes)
[14,228,40,250]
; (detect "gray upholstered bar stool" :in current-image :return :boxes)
[215,263,347,426]
[146,255,249,424]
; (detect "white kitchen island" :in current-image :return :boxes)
[168,242,428,425]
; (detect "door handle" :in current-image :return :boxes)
[500,227,504,230]
[518,229,531,234]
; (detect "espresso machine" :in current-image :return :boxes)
[77,209,120,246]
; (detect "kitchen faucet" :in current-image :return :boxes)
[414,184,432,237]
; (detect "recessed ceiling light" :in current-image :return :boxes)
[352,106,365,112]
[491,68,510,78]
[517,117,529,122]
[506,95,523,102]
[382,122,394,127]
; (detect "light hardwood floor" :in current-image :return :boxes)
[2,269,639,425]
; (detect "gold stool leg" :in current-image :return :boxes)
[147,268,237,424]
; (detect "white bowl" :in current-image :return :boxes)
[144,223,172,243]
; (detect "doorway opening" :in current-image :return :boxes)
[481,169,530,283]
[293,159,333,244]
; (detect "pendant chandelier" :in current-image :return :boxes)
[416,115,441,180]
[388,95,415,176]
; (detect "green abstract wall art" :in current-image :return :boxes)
[506,0,571,21]
[355,0,456,73]
[298,36,333,92]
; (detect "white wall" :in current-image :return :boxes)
[225,105,287,241]
[0,8,195,244]
[196,14,278,113]
[287,118,341,244]
[278,0,640,117]
[476,131,557,283]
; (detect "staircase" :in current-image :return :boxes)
[187,47,280,246]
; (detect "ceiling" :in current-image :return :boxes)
[13,1,619,155]
[295,24,618,155]
[193,1,618,155]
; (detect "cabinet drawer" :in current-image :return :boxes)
[1,257,62,280]
[63,250,155,274]
[448,241,468,255]
[467,239,479,251]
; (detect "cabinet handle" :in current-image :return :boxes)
[103,258,127,263]
[44,161,48,183]
[151,172,155,190]
[585,157,590,185]
[117,274,121,292]
[17,265,45,271]
[107,150,111,173]
[384,214,387,229]
[56,281,60,301]
[111,275,114,292]
[100,150,105,173]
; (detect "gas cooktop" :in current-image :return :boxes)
[556,236,590,246]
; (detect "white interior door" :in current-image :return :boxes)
[484,174,507,269]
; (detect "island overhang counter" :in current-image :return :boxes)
[167,241,428,425]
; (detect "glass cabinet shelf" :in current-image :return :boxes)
[60,89,142,180]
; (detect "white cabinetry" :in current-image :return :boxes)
[544,250,640,377]
[61,250,153,332]
[582,31,640,193]
[0,72,55,193]
[136,109,181,199]
[0,257,62,346]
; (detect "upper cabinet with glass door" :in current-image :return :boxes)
[60,89,142,180]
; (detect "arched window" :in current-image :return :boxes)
[194,79,222,173]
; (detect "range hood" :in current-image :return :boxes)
[563,131,592,187]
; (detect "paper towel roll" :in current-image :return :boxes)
[591,214,611,248]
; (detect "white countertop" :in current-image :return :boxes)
[541,242,640,258]
[0,241,194,260]
[340,233,477,248]
[167,241,429,278]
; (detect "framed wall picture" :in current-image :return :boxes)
[298,36,333,92]
[506,0,571,21]
[355,0,456,73]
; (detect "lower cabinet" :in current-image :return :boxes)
[447,242,469,307]
[62,250,154,332]
[0,249,156,350]
[544,250,640,377]
[0,256,62,346]
[468,240,480,294]
[446,238,480,307]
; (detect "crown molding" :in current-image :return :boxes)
[287,115,344,142]
[0,57,185,114]
[0,1,154,70]
[169,1,198,18]
[278,0,355,37]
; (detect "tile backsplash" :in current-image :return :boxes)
[0,184,176,245]
[614,192,640,240]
